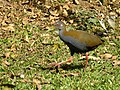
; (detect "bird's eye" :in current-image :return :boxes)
[60,24,63,27]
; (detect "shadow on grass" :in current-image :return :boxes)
[40,63,84,72]
[61,64,84,70]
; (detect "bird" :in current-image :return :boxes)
[50,21,103,71]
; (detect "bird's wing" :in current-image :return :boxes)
[61,36,88,51]
[61,30,102,51]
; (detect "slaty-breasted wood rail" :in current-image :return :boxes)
[50,21,103,71]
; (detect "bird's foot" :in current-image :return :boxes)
[47,62,63,68]
[48,62,58,67]
[48,56,73,68]
[56,56,73,67]
[48,60,71,68]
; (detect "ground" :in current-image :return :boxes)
[0,0,120,90]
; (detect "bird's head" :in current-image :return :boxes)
[54,21,65,30]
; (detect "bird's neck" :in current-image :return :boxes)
[59,29,67,40]
[59,29,64,36]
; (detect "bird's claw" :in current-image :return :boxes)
[48,62,61,68]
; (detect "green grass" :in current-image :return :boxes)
[0,0,120,90]
[0,23,120,90]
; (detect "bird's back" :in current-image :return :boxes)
[61,30,102,51]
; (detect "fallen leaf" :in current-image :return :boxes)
[20,73,25,78]
[20,79,28,83]
[112,56,118,60]
[0,1,4,8]
[47,62,57,67]
[80,56,100,60]
[3,60,10,66]
[5,52,10,58]
[100,53,112,59]
[63,9,68,17]
[112,0,116,2]
[116,8,120,15]
[62,72,80,77]
[113,60,120,66]
[25,33,29,42]
[2,24,15,31]
[109,42,116,45]
[107,16,115,29]
[49,15,59,20]
[116,36,120,39]
[42,40,49,45]
[98,19,107,31]
[49,10,59,16]
[45,5,51,9]
[63,4,70,10]
[69,20,74,24]
[73,0,80,5]
[33,79,41,90]
[22,17,29,25]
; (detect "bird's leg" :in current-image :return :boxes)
[48,56,73,68]
[84,52,89,71]
[55,56,73,68]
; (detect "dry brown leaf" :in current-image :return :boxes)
[62,72,80,77]
[116,36,120,39]
[59,6,63,13]
[68,72,80,76]
[63,9,68,17]
[41,34,51,44]
[109,12,118,17]
[69,20,74,24]
[41,33,51,37]
[20,79,28,83]
[5,52,10,58]
[2,19,8,26]
[112,56,118,60]
[10,47,16,52]
[3,60,10,66]
[33,79,41,90]
[73,0,80,4]
[113,60,120,66]
[49,15,59,20]
[109,42,116,45]
[25,34,29,43]
[2,24,15,31]
[48,62,57,67]
[80,56,100,60]
[20,73,25,78]
[112,0,116,2]
[63,4,70,10]
[0,16,3,23]
[107,16,116,29]
[45,5,51,9]
[0,1,4,8]
[42,40,49,45]
[22,17,29,24]
[98,19,107,31]
[49,10,59,16]
[49,15,55,20]
[116,9,120,15]
[100,53,112,59]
